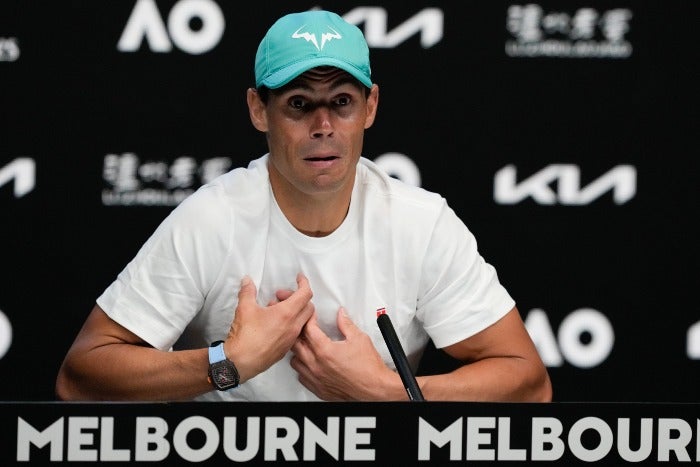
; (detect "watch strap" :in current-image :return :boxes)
[209,340,227,363]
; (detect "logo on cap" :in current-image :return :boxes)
[291,26,342,51]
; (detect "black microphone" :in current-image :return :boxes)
[376,312,425,401]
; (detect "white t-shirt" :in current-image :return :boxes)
[97,155,514,401]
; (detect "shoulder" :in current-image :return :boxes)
[357,157,475,252]
[177,155,269,212]
[158,155,270,237]
[197,155,269,203]
[358,157,445,208]
[357,157,448,226]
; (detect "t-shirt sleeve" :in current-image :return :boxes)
[416,203,515,349]
[97,187,230,350]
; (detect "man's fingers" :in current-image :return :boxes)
[275,289,294,302]
[304,312,319,332]
[237,275,257,304]
[278,273,313,312]
[302,313,331,345]
[336,307,358,338]
[296,273,313,299]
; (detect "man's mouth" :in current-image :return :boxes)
[305,156,338,161]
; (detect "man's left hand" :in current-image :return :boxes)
[290,308,404,401]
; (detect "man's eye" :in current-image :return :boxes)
[334,96,351,106]
[289,97,306,109]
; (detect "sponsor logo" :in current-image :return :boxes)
[494,164,636,205]
[505,5,632,58]
[102,153,231,206]
[0,158,35,198]
[118,0,225,54]
[0,37,20,61]
[525,308,614,368]
[291,27,342,51]
[343,7,443,48]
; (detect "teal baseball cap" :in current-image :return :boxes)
[255,10,372,89]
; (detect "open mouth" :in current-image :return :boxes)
[305,156,338,161]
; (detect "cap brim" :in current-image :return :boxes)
[259,57,372,89]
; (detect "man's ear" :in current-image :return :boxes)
[247,88,268,132]
[364,84,379,129]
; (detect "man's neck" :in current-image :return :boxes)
[269,170,354,238]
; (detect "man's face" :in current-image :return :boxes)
[250,67,378,199]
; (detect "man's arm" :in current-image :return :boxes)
[55,305,212,400]
[417,307,552,402]
[56,274,315,401]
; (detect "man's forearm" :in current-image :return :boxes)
[416,357,552,402]
[56,345,213,401]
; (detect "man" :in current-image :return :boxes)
[56,10,551,402]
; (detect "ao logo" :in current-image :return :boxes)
[118,0,225,54]
[0,309,11,359]
[0,158,35,197]
[525,308,614,368]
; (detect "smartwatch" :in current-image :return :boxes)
[207,340,240,391]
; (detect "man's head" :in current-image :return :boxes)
[247,10,379,203]
[254,10,372,91]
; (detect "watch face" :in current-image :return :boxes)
[210,360,239,390]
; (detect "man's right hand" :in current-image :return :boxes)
[223,273,314,383]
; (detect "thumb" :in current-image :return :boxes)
[237,275,257,304]
[337,307,357,337]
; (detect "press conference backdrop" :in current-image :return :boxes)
[0,1,697,402]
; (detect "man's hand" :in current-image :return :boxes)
[225,273,314,383]
[290,308,404,401]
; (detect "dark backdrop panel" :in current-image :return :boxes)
[1,1,697,401]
